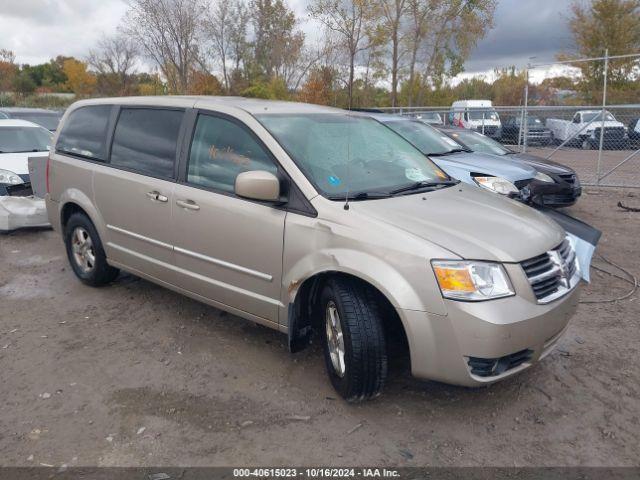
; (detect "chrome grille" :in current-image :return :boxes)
[521,238,579,303]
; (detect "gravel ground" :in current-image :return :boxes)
[1,188,639,468]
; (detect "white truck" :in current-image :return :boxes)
[546,110,628,150]
[449,100,502,139]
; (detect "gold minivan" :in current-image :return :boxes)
[45,97,581,402]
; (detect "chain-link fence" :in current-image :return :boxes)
[375,104,640,188]
[373,52,640,188]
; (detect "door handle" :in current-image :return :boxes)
[176,199,200,211]
[146,191,168,203]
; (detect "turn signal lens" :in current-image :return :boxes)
[433,266,475,292]
[432,260,515,301]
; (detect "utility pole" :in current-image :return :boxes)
[522,66,530,153]
[596,49,609,185]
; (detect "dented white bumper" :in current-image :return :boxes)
[0,196,50,232]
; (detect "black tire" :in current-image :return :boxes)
[64,212,119,287]
[320,277,387,402]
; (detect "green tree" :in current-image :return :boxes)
[13,70,37,96]
[565,0,640,103]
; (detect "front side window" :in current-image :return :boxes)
[187,114,277,193]
[257,113,450,198]
[56,105,112,161]
[0,126,52,153]
[110,108,184,179]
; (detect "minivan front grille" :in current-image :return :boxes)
[521,238,579,303]
[467,349,533,377]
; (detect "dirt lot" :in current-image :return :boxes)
[1,188,639,468]
[512,146,640,188]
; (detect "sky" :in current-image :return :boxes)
[0,0,577,78]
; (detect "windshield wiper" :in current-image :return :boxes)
[327,191,391,201]
[428,148,469,156]
[389,180,459,195]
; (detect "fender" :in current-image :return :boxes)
[58,188,107,241]
[281,248,447,352]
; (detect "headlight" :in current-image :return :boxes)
[472,175,519,195]
[0,169,24,185]
[432,260,515,301]
[534,172,554,183]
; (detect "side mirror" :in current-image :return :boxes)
[235,170,281,202]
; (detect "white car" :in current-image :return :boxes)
[546,110,628,150]
[0,119,52,231]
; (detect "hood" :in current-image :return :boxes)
[507,153,574,175]
[431,151,537,182]
[352,182,565,263]
[0,151,47,175]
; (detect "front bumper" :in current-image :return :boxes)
[518,179,582,208]
[400,275,580,387]
[0,195,50,232]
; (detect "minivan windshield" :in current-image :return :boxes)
[382,119,466,156]
[257,113,453,198]
[444,129,511,156]
[0,126,52,153]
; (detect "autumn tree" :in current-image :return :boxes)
[189,70,224,94]
[88,33,138,95]
[204,0,236,91]
[251,0,306,86]
[0,49,17,92]
[298,66,337,104]
[123,0,206,94]
[63,59,97,96]
[492,67,526,106]
[565,0,640,103]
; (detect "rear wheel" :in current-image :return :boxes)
[64,213,119,286]
[320,277,387,402]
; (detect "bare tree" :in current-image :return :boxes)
[377,0,408,107]
[229,0,251,73]
[309,0,377,108]
[87,34,138,95]
[204,0,235,92]
[404,0,496,106]
[122,0,206,94]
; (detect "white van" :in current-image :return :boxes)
[449,100,502,139]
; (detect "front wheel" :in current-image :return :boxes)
[320,277,387,402]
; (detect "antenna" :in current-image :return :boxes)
[344,113,352,211]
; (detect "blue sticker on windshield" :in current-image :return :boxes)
[328,175,341,186]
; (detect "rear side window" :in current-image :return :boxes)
[110,108,184,179]
[187,114,277,193]
[56,105,112,161]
